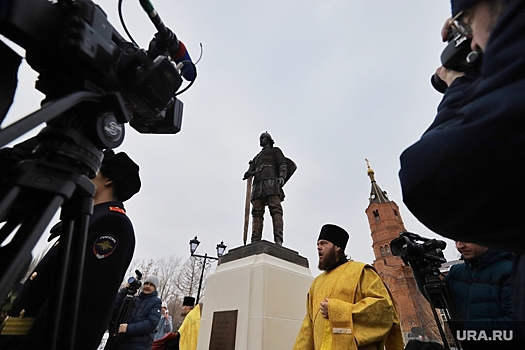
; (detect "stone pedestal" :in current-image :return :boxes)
[196,240,313,350]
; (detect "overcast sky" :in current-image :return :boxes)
[2,0,461,277]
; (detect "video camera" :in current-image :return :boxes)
[126,269,143,295]
[0,2,195,346]
[431,26,482,93]
[391,231,447,277]
[0,0,196,147]
[392,234,465,348]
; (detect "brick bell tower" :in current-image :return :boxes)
[364,159,438,341]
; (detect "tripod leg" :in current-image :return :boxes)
[35,195,94,350]
[0,186,21,223]
[428,304,452,350]
[424,282,468,350]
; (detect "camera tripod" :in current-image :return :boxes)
[1,0,192,347]
[0,91,127,349]
[422,272,468,350]
[104,291,136,349]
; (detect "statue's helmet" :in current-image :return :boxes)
[260,131,274,142]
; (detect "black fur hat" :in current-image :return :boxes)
[182,296,196,307]
[100,150,141,202]
[317,224,349,251]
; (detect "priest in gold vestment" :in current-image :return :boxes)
[178,303,201,350]
[293,224,404,350]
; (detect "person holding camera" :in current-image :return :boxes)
[150,296,200,350]
[153,302,173,341]
[112,275,162,350]
[398,0,525,323]
[413,241,514,331]
[0,149,141,350]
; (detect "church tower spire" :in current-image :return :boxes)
[366,158,390,204]
[364,159,437,342]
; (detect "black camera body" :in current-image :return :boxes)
[391,231,447,276]
[440,31,481,72]
[431,29,482,93]
[126,270,143,295]
[1,0,184,135]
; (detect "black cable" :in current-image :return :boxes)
[118,0,138,46]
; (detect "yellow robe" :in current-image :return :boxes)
[178,304,201,350]
[293,261,404,350]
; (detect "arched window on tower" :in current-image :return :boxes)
[385,245,391,256]
[373,210,380,222]
[393,209,399,221]
[380,246,385,257]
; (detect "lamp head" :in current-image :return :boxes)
[189,236,200,255]
[216,241,227,257]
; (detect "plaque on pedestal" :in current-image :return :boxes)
[197,240,313,350]
[209,310,238,350]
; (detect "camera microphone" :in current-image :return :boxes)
[170,40,196,81]
[139,0,196,82]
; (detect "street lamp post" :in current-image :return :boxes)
[189,236,227,304]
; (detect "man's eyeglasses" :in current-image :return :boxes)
[449,11,473,38]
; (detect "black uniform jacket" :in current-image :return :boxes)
[6,201,135,350]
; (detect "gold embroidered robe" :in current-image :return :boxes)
[178,304,201,350]
[293,261,404,350]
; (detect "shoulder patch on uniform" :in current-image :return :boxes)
[109,206,126,215]
[93,235,118,259]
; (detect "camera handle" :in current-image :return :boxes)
[0,91,127,349]
[423,277,470,350]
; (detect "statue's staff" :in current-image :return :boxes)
[243,173,253,245]
[242,161,256,245]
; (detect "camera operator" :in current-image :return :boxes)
[413,242,514,332]
[0,149,140,350]
[399,0,525,323]
[111,275,162,350]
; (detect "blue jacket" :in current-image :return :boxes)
[399,0,525,254]
[154,313,173,341]
[444,250,514,330]
[114,289,162,349]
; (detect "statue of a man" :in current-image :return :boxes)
[243,132,294,246]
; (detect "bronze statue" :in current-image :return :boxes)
[243,132,295,246]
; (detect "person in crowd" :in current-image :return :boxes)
[154,302,173,341]
[0,150,141,350]
[177,297,201,350]
[112,275,162,349]
[293,224,404,350]
[398,0,525,324]
[151,296,201,350]
[411,241,514,349]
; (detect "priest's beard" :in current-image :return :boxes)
[318,245,338,271]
